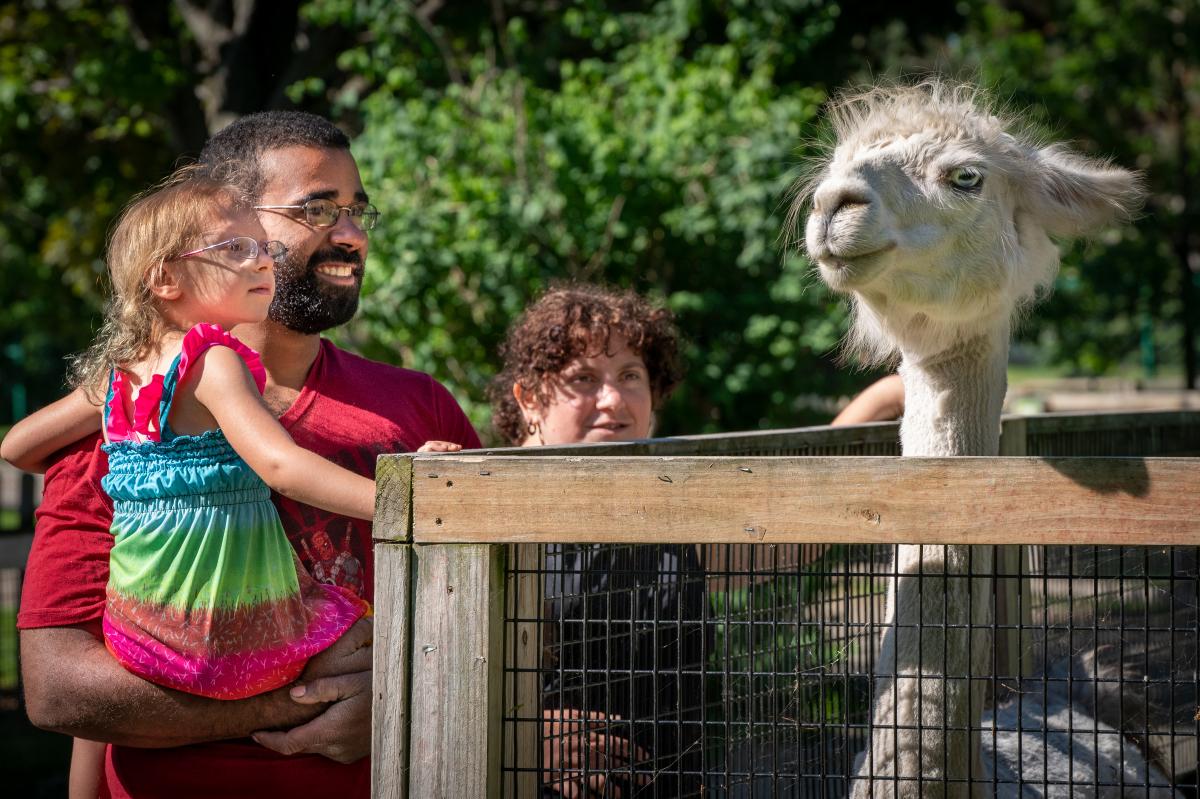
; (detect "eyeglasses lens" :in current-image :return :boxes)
[264,241,288,263]
[226,237,258,259]
[303,199,379,231]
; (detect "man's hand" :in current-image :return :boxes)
[297,616,373,680]
[251,617,373,763]
[542,709,651,799]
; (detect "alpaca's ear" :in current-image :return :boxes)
[1020,144,1145,238]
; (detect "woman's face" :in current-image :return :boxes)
[520,336,654,446]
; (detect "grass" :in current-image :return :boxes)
[1007,362,1184,386]
[0,508,20,530]
[0,606,15,690]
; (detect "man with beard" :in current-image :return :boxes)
[17,111,481,798]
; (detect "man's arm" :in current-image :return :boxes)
[831,374,905,426]
[251,656,372,764]
[21,619,373,748]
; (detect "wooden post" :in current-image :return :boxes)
[408,544,506,798]
[372,542,413,799]
[372,455,416,799]
[995,417,1032,700]
[503,544,543,797]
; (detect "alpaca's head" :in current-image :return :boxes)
[797,79,1143,364]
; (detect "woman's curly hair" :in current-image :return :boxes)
[488,284,684,445]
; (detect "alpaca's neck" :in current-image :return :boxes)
[851,328,1007,799]
[897,326,1009,457]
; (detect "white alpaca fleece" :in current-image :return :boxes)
[796,78,1143,367]
[802,78,1149,799]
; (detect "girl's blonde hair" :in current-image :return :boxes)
[70,164,251,399]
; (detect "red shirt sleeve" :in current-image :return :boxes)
[17,434,113,629]
[429,376,482,450]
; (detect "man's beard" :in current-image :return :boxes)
[268,247,363,334]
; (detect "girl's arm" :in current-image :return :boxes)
[0,388,102,473]
[192,347,376,520]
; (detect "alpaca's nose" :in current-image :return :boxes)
[813,180,873,218]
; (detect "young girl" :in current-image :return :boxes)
[1,167,455,797]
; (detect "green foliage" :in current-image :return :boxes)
[705,552,877,731]
[938,0,1199,378]
[338,1,887,438]
[5,0,1193,436]
[0,1,186,414]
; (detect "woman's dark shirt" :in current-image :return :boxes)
[542,543,708,797]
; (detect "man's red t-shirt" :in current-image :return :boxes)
[18,340,481,798]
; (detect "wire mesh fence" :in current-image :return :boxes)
[489,413,1200,797]
[505,542,1198,797]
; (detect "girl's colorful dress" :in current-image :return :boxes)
[100,323,368,699]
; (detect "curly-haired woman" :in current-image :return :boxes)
[490,283,706,798]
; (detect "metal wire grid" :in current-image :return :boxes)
[501,543,1198,797]
[493,412,1199,797]
[1023,413,1200,459]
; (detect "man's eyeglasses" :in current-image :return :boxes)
[254,199,380,231]
[179,237,289,264]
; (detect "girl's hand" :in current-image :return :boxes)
[416,440,463,453]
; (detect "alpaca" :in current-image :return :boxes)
[796,79,1163,798]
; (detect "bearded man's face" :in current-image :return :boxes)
[252,145,371,334]
[268,242,362,333]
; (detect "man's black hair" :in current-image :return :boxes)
[199,110,351,197]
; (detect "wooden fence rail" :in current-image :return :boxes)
[370,411,1200,798]
[403,456,1198,546]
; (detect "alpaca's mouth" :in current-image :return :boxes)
[827,241,897,265]
[817,241,896,290]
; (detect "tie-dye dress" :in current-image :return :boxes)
[100,323,368,699]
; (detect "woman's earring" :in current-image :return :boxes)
[526,419,544,445]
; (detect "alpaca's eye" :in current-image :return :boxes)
[948,167,984,192]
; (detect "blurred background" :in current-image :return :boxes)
[0,1,1197,791]
[1,0,1197,441]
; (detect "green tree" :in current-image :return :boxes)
[12,0,1182,441]
[316,0,964,438]
[0,0,355,419]
[936,0,1199,386]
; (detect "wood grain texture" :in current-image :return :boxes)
[994,418,1030,695]
[371,543,412,799]
[457,411,1198,458]
[408,455,1200,545]
[408,544,505,799]
[375,455,414,542]
[1021,409,1198,434]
